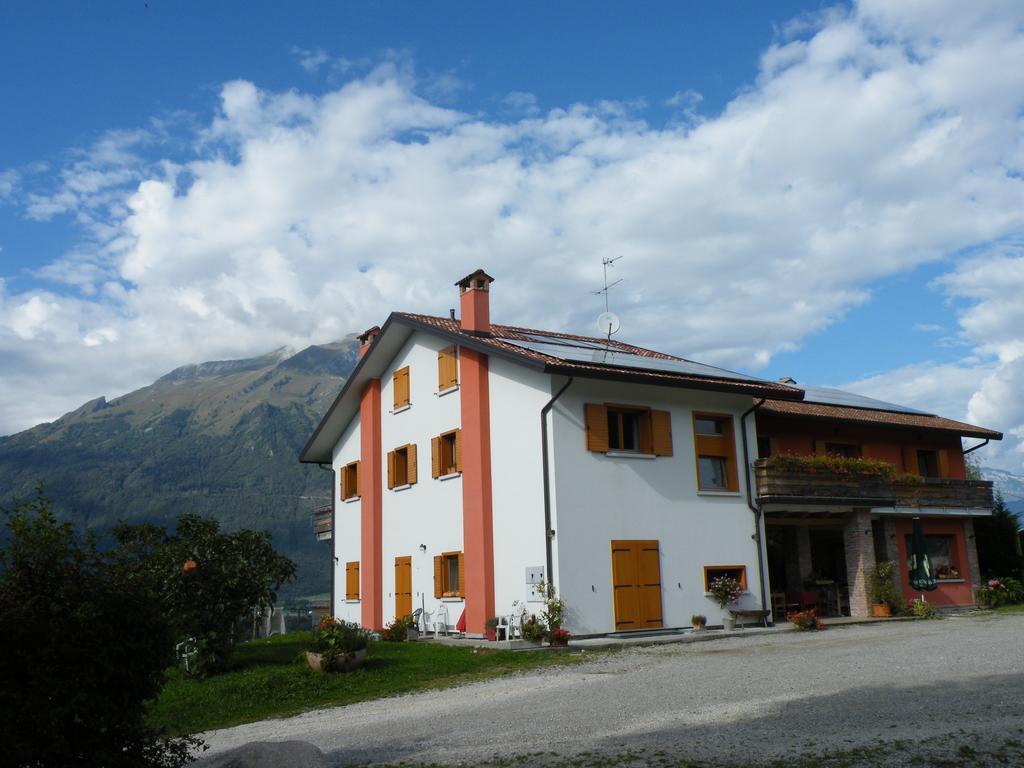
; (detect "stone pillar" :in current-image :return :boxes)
[964,518,981,597]
[881,517,900,562]
[843,509,876,618]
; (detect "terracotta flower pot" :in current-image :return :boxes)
[871,603,892,618]
[305,648,367,673]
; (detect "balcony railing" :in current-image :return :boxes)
[754,458,994,510]
[312,505,333,541]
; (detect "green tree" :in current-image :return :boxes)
[114,513,296,675]
[0,490,199,767]
[975,492,1024,578]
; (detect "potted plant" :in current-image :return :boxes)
[691,614,707,632]
[708,575,743,630]
[307,616,369,672]
[380,614,417,642]
[549,627,571,647]
[868,561,898,617]
[485,616,501,642]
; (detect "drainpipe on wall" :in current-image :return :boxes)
[740,399,768,615]
[540,376,574,587]
[317,463,337,617]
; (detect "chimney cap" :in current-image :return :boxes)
[455,269,495,289]
[358,325,382,344]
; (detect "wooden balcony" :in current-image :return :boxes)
[754,459,994,511]
[312,505,333,541]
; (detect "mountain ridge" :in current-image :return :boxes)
[0,338,360,599]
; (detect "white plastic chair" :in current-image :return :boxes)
[433,603,450,638]
[507,602,527,641]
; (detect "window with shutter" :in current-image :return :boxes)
[388,444,417,488]
[393,366,410,410]
[584,403,672,456]
[692,413,739,491]
[340,461,360,500]
[434,551,464,598]
[703,565,746,591]
[345,561,360,600]
[437,346,459,391]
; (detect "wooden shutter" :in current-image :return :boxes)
[722,418,739,491]
[407,443,417,484]
[585,404,609,452]
[457,552,465,598]
[438,346,458,390]
[650,410,673,457]
[387,450,396,489]
[345,561,359,600]
[902,446,919,475]
[431,437,442,479]
[353,460,360,496]
[454,428,463,472]
[433,555,443,598]
[638,411,652,454]
[393,367,410,409]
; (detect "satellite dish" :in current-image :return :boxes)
[596,311,621,336]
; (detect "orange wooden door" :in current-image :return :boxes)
[395,556,412,619]
[610,540,662,631]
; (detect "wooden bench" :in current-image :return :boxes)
[730,609,771,629]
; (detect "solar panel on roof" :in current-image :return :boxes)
[800,386,934,416]
[517,332,607,350]
[499,338,769,383]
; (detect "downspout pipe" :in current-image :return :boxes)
[541,376,574,586]
[740,399,768,615]
[962,439,989,455]
[317,463,336,617]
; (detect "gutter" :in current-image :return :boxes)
[740,398,769,615]
[317,462,336,617]
[962,439,989,455]
[540,376,574,587]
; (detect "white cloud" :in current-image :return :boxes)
[913,323,945,332]
[2,0,1024,458]
[292,46,330,74]
[504,91,539,116]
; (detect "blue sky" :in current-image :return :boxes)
[1,1,1023,471]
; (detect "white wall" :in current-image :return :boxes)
[377,332,465,628]
[489,356,554,618]
[550,378,764,635]
[331,418,361,624]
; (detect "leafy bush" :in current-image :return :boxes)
[787,608,824,631]
[975,577,1024,608]
[0,490,200,767]
[113,513,296,676]
[549,628,571,644]
[311,617,368,667]
[380,614,417,642]
[521,615,545,642]
[765,454,896,479]
[869,560,900,608]
[708,575,743,608]
[975,493,1024,579]
[910,597,940,620]
[691,614,707,627]
[536,579,567,630]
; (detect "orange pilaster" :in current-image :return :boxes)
[360,378,383,630]
[460,347,495,635]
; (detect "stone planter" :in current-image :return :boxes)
[722,614,736,631]
[305,648,367,673]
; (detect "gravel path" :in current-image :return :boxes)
[200,613,1024,766]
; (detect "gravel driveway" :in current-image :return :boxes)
[200,614,1024,766]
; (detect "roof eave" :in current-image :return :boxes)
[758,408,1003,441]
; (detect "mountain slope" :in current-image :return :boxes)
[983,466,1024,521]
[0,339,359,599]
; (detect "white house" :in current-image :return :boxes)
[300,269,804,636]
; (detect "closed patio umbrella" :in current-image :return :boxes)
[909,517,937,592]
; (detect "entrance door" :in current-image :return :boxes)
[610,540,663,630]
[395,556,412,619]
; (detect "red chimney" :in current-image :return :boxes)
[456,269,494,336]
[357,326,381,359]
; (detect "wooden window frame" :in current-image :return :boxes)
[437,346,459,392]
[345,561,360,600]
[433,551,465,598]
[393,366,410,410]
[584,403,673,456]
[387,443,418,489]
[692,412,739,491]
[703,565,747,592]
[431,428,462,478]
[340,460,360,501]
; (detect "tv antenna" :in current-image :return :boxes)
[592,256,622,340]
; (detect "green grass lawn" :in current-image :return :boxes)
[149,632,589,735]
[995,603,1024,614]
